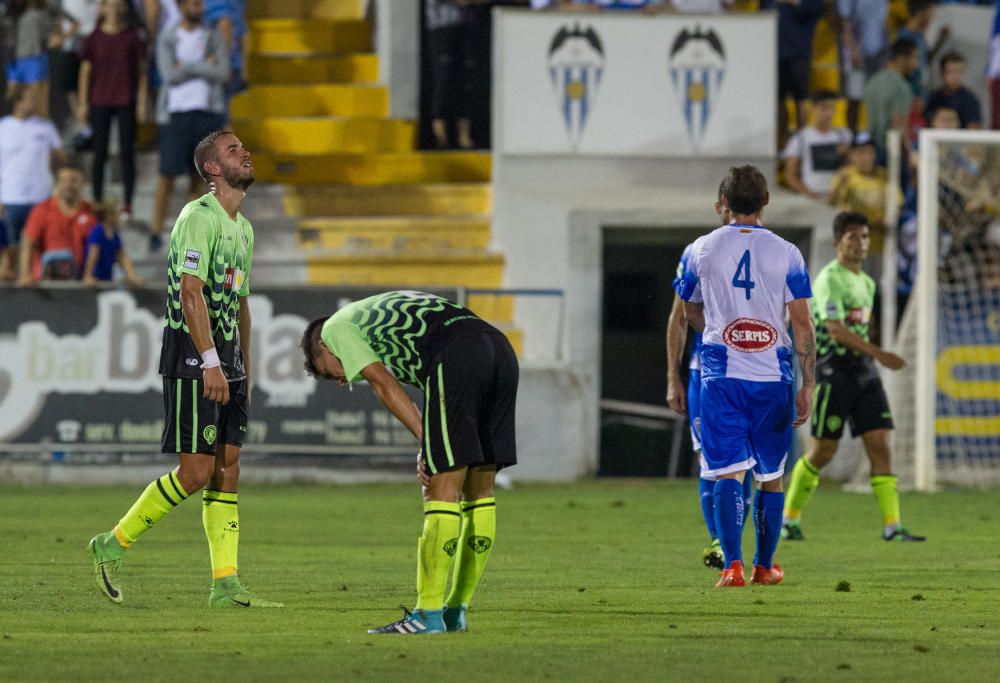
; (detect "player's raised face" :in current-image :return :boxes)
[215,134,254,191]
[313,342,349,386]
[836,223,869,263]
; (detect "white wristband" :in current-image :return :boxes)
[200,347,221,369]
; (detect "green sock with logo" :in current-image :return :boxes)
[445,497,496,609]
[414,501,461,612]
[783,458,820,524]
[203,490,240,580]
[114,470,189,547]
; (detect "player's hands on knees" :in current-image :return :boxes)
[666,376,687,414]
[416,450,432,487]
[793,385,813,427]
[876,351,906,371]
[203,366,231,405]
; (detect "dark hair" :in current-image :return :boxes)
[939,50,966,72]
[811,89,838,104]
[926,105,959,125]
[906,0,933,16]
[301,316,327,378]
[57,161,85,176]
[833,211,869,241]
[193,130,234,183]
[890,37,919,61]
[723,165,768,216]
[716,178,728,202]
[92,200,119,222]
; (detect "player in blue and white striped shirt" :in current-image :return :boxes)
[678,165,816,587]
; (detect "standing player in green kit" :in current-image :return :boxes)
[87,131,282,607]
[783,211,926,542]
[301,291,519,634]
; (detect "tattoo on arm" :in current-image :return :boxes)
[797,329,816,386]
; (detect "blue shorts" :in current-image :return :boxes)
[0,203,37,247]
[687,369,702,452]
[159,110,227,177]
[699,378,793,483]
[6,54,49,84]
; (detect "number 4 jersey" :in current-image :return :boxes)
[677,224,812,384]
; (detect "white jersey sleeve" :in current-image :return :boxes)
[678,224,811,383]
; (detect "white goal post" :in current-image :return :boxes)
[894,128,1000,490]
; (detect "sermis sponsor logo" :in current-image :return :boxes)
[723,318,778,353]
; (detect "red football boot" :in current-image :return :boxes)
[750,562,784,585]
[715,560,746,587]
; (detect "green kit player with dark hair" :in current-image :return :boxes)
[87,131,282,607]
[301,291,519,634]
[783,211,925,542]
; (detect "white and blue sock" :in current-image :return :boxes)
[698,477,718,541]
[753,490,784,569]
[713,478,745,567]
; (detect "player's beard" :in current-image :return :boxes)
[221,163,255,192]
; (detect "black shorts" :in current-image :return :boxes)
[778,57,811,102]
[810,363,894,440]
[161,376,248,455]
[421,331,519,475]
[159,110,227,177]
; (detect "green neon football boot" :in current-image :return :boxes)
[702,539,724,569]
[87,531,125,604]
[209,575,284,608]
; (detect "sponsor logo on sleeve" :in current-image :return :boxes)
[847,306,870,325]
[722,318,778,353]
[183,250,201,270]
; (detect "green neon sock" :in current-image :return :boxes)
[783,457,821,523]
[203,490,239,579]
[445,497,496,609]
[115,470,188,546]
[870,474,901,527]
[414,501,461,611]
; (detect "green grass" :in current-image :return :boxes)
[0,480,997,681]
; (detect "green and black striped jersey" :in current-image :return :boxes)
[320,291,495,389]
[158,193,255,380]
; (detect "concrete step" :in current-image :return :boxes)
[248,19,371,55]
[467,292,515,324]
[246,0,365,20]
[247,53,378,84]
[230,84,388,119]
[256,152,491,187]
[235,117,416,155]
[305,251,504,288]
[284,184,492,217]
[297,215,491,251]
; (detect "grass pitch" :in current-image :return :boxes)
[0,480,997,682]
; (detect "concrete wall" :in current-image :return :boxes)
[374,0,419,120]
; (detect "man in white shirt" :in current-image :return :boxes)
[151,0,228,251]
[781,90,852,200]
[0,86,67,281]
[677,165,815,588]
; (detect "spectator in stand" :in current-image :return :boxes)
[0,85,65,281]
[530,0,668,8]
[82,198,144,286]
[895,0,949,102]
[150,0,227,251]
[424,0,482,149]
[863,37,919,159]
[204,0,246,100]
[17,164,96,284]
[838,0,889,133]
[925,51,983,129]
[830,132,902,271]
[6,0,77,117]
[50,0,100,136]
[760,0,824,148]
[782,90,852,200]
[78,0,148,220]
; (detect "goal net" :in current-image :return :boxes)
[888,129,1000,490]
